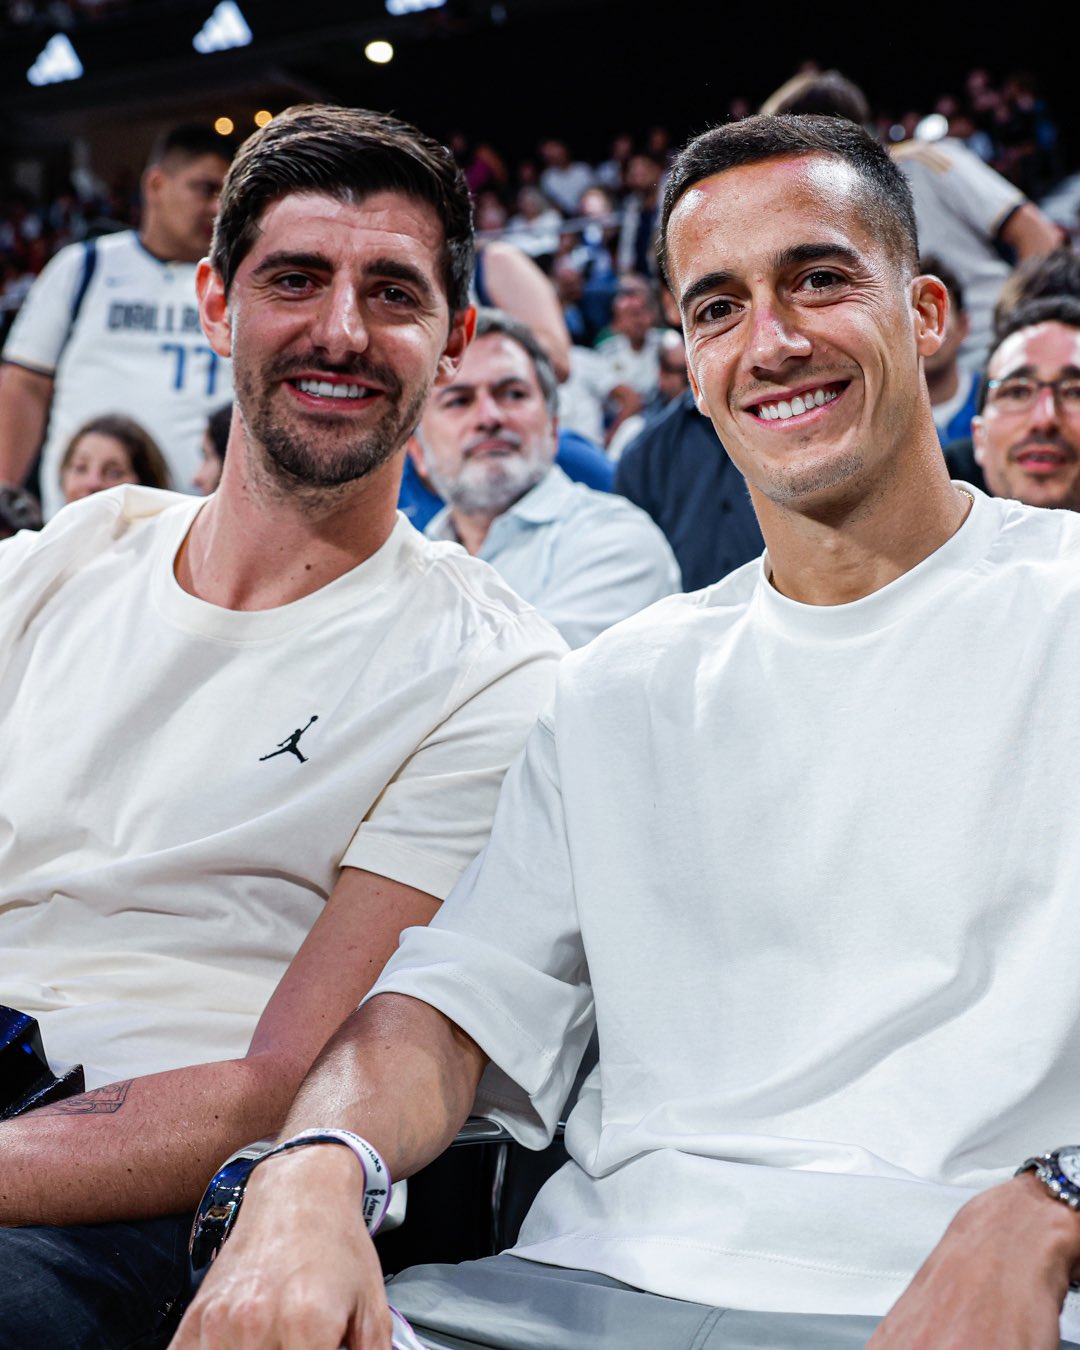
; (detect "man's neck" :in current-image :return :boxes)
[924,361,961,406]
[138,224,200,266]
[174,452,402,610]
[448,509,495,556]
[754,442,970,607]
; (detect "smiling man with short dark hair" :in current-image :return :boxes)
[0,104,563,1348]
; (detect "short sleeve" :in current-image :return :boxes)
[915,142,1024,239]
[2,242,84,375]
[366,713,594,1146]
[341,613,565,900]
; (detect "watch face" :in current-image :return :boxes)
[1058,1146,1080,1187]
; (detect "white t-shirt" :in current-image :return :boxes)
[373,486,1080,1337]
[0,486,564,1088]
[2,231,235,517]
[893,139,1025,366]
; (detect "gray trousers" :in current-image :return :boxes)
[389,1254,1080,1350]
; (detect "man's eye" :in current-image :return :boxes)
[276,273,313,292]
[379,285,415,306]
[699,299,733,324]
[1060,382,1080,403]
[802,269,843,291]
[997,381,1034,401]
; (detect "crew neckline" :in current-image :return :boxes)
[151,497,415,642]
[751,484,996,640]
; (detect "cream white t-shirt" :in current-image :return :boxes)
[373,486,1080,1335]
[2,231,234,516]
[0,486,564,1088]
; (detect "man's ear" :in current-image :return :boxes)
[404,432,426,473]
[435,305,476,386]
[197,259,232,359]
[912,273,948,358]
[971,414,987,466]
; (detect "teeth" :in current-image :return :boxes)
[296,378,372,400]
[755,385,839,421]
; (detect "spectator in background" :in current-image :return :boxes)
[972,296,1080,511]
[194,401,231,495]
[505,187,562,262]
[538,139,595,216]
[607,328,689,460]
[412,309,679,648]
[59,412,171,504]
[596,132,634,195]
[616,152,664,277]
[0,124,235,516]
[921,256,980,446]
[596,275,666,412]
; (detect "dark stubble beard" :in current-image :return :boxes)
[237,351,428,490]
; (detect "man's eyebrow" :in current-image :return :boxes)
[770,242,864,272]
[996,363,1080,380]
[680,271,734,316]
[250,250,332,278]
[249,252,437,302]
[679,245,864,315]
[366,257,437,303]
[435,375,533,401]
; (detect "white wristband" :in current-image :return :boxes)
[260,1127,393,1234]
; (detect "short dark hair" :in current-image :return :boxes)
[147,123,233,171]
[977,296,1080,412]
[659,114,918,285]
[211,104,474,310]
[473,308,558,415]
[60,414,172,490]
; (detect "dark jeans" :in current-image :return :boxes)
[0,1213,192,1350]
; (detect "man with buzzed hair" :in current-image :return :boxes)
[178,114,1080,1350]
[0,124,235,514]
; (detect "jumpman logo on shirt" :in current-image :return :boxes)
[259,716,319,764]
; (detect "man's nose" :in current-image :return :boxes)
[743,297,812,374]
[1027,383,1061,431]
[311,281,369,360]
[472,387,503,428]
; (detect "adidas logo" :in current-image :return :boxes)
[27,34,83,86]
[193,1,253,54]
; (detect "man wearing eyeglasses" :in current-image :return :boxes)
[973,296,1080,512]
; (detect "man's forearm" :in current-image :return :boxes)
[0,363,53,486]
[278,992,487,1181]
[0,1050,306,1225]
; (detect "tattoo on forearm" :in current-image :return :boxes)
[37,1080,133,1116]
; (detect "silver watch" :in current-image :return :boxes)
[1016,1146,1080,1291]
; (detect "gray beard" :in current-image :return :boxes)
[426,454,549,517]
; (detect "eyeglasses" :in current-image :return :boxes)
[984,375,1080,416]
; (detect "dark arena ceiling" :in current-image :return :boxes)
[1,0,1076,174]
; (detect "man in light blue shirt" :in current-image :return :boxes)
[412,308,680,648]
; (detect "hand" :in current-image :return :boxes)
[868,1174,1080,1350]
[171,1148,392,1349]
